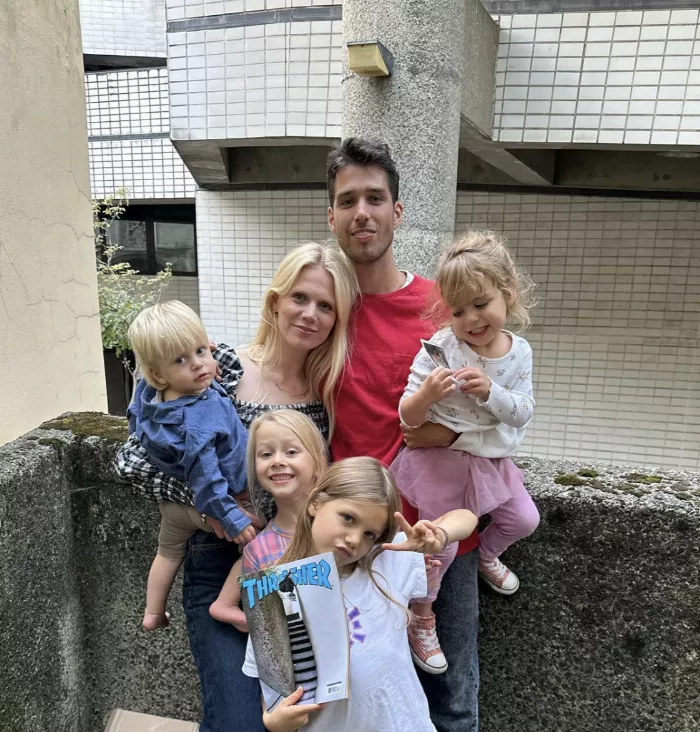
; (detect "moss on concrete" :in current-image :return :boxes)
[626,473,663,484]
[554,474,588,487]
[577,468,599,478]
[40,412,128,443]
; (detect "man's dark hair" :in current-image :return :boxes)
[326,138,400,206]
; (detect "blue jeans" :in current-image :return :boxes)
[183,531,265,732]
[417,549,479,732]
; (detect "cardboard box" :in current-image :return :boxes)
[105,709,199,732]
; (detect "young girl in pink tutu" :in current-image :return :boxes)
[391,230,540,675]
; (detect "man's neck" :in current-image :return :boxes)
[355,250,407,295]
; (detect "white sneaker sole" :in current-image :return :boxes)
[478,571,520,596]
[410,648,448,675]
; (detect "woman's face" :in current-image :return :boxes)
[274,265,337,353]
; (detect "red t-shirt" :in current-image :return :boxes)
[332,274,478,556]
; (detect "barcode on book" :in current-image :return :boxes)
[326,682,342,695]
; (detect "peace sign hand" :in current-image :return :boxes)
[382,512,447,555]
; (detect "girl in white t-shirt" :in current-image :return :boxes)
[392,230,540,675]
[242,456,477,732]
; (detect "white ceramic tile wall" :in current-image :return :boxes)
[195,189,329,344]
[495,8,700,144]
[89,138,196,198]
[80,0,166,57]
[159,275,201,312]
[194,188,700,470]
[86,69,169,136]
[168,19,343,140]
[456,191,700,469]
[86,69,196,199]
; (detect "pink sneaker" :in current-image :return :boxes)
[408,613,448,675]
[478,557,520,595]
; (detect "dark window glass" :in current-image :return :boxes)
[106,220,148,273]
[154,221,196,274]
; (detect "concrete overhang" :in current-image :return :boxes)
[458,0,555,186]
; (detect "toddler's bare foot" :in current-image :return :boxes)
[209,600,248,632]
[143,611,170,631]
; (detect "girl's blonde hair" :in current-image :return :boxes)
[246,410,328,514]
[247,241,359,438]
[127,300,208,387]
[280,457,403,606]
[433,230,537,331]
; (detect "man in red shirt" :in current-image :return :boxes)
[327,138,479,732]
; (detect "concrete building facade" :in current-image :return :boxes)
[82,0,700,469]
[0,0,107,446]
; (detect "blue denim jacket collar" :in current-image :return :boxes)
[135,379,228,425]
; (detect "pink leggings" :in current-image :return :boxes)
[417,480,540,604]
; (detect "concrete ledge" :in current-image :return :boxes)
[481,456,700,732]
[0,418,201,732]
[1,418,699,730]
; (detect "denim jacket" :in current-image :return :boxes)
[127,379,250,537]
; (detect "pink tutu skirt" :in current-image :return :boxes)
[390,446,524,520]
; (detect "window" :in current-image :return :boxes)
[104,204,197,276]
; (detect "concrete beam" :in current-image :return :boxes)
[227,146,329,186]
[459,117,554,186]
[171,139,229,187]
[555,150,700,192]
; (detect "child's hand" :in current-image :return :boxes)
[227,604,248,633]
[233,524,257,546]
[419,367,456,405]
[209,341,223,382]
[453,367,491,400]
[382,512,447,555]
[263,687,323,732]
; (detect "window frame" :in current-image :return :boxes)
[103,204,198,278]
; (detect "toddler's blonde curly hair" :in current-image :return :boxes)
[432,230,537,332]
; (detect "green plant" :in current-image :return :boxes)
[94,188,172,400]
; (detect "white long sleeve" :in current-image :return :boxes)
[400,327,535,458]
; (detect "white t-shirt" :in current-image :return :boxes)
[242,542,436,732]
[401,326,535,458]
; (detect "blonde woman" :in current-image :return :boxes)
[115,241,358,732]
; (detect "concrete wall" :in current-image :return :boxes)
[0,421,200,732]
[0,0,107,447]
[2,423,698,730]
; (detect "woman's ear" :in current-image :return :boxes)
[307,501,319,517]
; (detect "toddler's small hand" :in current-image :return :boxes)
[233,524,257,546]
[419,367,456,405]
[453,367,491,400]
[209,341,223,382]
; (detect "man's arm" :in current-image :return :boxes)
[400,422,459,450]
[114,433,194,506]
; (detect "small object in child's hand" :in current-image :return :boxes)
[420,340,463,386]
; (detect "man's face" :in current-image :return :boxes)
[327,164,403,266]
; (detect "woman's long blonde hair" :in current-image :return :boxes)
[280,457,403,606]
[248,241,359,437]
[245,410,328,514]
[432,230,537,331]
